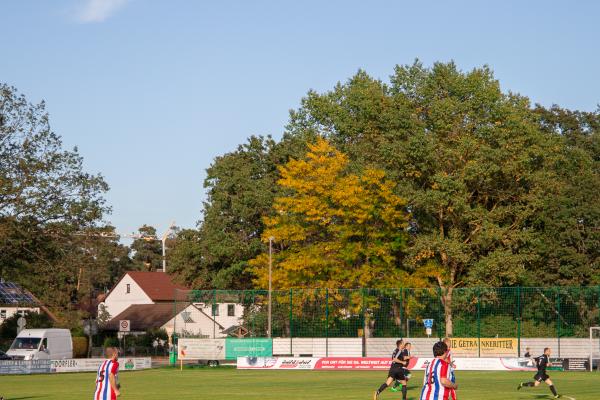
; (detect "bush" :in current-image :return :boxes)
[0,311,53,341]
[103,336,119,348]
[72,336,88,358]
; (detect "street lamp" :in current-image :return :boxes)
[268,236,274,338]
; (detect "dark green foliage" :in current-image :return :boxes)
[131,225,163,271]
[0,311,53,349]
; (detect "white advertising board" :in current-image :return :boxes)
[50,358,151,373]
[178,338,225,360]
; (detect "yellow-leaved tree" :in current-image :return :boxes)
[250,137,411,290]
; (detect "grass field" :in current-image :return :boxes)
[0,368,599,400]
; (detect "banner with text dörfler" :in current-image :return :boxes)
[449,338,518,356]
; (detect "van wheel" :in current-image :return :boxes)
[207,360,219,367]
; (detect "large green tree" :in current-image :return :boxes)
[172,62,599,338]
[284,62,600,335]
[0,84,117,322]
[170,136,285,289]
[532,105,600,285]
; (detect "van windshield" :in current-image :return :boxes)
[10,337,41,350]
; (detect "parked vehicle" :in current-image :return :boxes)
[0,350,11,360]
[6,329,72,360]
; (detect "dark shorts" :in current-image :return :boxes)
[534,371,550,382]
[388,365,406,380]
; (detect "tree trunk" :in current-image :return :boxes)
[443,287,453,337]
[363,312,373,338]
[391,302,401,327]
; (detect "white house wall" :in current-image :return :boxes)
[0,307,40,325]
[194,303,243,330]
[162,305,226,338]
[101,275,154,318]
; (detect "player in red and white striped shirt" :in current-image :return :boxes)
[94,347,120,400]
[443,337,457,397]
[420,341,458,400]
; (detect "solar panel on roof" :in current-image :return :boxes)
[0,281,36,305]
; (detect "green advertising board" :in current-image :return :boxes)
[225,338,273,360]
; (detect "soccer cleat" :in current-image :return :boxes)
[553,395,561,399]
[373,391,379,400]
[517,383,523,390]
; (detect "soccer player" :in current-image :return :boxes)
[443,337,456,385]
[420,341,458,400]
[517,347,560,398]
[374,339,409,400]
[391,342,412,393]
[94,347,121,400]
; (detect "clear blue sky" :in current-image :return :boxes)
[1,0,599,237]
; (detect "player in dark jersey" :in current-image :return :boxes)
[401,342,412,380]
[374,339,409,400]
[391,342,412,393]
[517,347,561,398]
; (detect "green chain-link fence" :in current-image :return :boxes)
[174,286,600,342]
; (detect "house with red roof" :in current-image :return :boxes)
[99,271,188,320]
[99,271,245,337]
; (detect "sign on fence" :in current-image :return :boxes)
[225,338,273,360]
[237,357,537,371]
[178,338,225,360]
[0,360,52,375]
[50,358,151,373]
[449,338,518,356]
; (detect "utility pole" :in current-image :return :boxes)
[74,221,176,272]
[268,236,274,338]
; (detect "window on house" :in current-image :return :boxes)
[211,304,219,316]
[126,284,130,294]
[227,304,235,317]
[181,311,194,323]
[0,310,6,319]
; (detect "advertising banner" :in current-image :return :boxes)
[0,360,52,375]
[237,357,536,371]
[178,338,225,360]
[237,357,319,369]
[448,338,518,356]
[225,338,273,360]
[50,357,151,373]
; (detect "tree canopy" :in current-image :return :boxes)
[250,138,411,289]
[173,61,599,336]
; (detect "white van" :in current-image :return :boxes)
[7,329,73,360]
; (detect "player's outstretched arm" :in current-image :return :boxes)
[440,377,458,390]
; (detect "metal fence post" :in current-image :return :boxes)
[399,288,404,337]
[437,287,443,339]
[517,287,521,357]
[556,291,561,357]
[361,288,366,357]
[325,288,329,357]
[213,289,217,339]
[477,289,481,358]
[289,288,293,356]
[173,289,178,338]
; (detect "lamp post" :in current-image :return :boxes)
[268,236,274,338]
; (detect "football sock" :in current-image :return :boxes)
[377,383,388,394]
[401,385,408,400]
[550,385,558,396]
